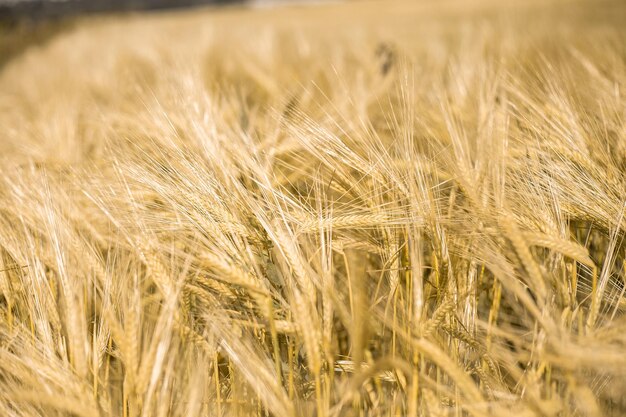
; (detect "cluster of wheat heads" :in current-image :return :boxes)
[0,0,625,416]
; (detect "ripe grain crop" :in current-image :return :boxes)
[0,0,625,416]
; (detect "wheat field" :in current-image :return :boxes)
[0,0,625,416]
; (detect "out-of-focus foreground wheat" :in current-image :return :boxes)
[0,0,625,416]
